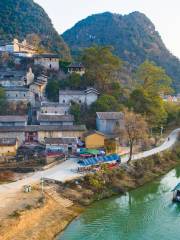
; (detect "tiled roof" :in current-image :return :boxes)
[59,88,99,96]
[5,86,29,92]
[34,53,59,59]
[41,102,69,107]
[0,138,17,146]
[96,112,123,120]
[0,115,28,122]
[68,63,85,68]
[0,125,86,132]
[45,138,77,145]
[84,130,106,137]
[38,114,74,122]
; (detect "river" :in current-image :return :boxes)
[58,166,180,240]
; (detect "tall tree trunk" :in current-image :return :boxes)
[128,141,133,163]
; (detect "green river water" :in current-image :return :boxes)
[58,166,180,240]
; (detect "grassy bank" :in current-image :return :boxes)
[59,144,180,205]
[0,193,83,240]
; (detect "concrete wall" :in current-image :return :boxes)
[6,89,35,105]
[85,133,105,149]
[39,121,74,126]
[59,92,98,106]
[0,144,18,157]
[38,130,84,143]
[96,118,123,134]
[0,132,25,145]
[34,58,59,71]
[40,105,69,115]
[59,94,86,105]
[86,92,98,105]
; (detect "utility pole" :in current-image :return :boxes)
[40,175,45,203]
[160,126,164,138]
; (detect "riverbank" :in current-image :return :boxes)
[0,143,180,240]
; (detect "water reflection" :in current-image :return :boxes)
[59,166,180,240]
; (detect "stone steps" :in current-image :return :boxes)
[45,188,73,208]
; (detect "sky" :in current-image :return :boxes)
[34,0,180,59]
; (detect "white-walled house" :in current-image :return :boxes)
[40,102,69,115]
[34,54,59,71]
[59,88,99,106]
[67,63,85,76]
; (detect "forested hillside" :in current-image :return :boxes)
[63,11,180,91]
[0,0,71,60]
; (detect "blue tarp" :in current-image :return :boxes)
[78,154,121,166]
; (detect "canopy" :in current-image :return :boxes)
[78,154,121,166]
[80,149,99,155]
[172,183,180,191]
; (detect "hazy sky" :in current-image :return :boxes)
[34,0,180,58]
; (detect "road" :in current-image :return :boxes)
[0,128,179,207]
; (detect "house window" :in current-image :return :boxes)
[24,94,26,97]
[63,100,65,103]
[16,94,18,97]
[79,100,81,103]
[49,64,52,69]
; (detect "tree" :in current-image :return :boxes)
[136,60,172,95]
[81,45,122,91]
[129,61,172,127]
[68,73,82,89]
[91,94,121,112]
[129,89,167,127]
[70,103,81,123]
[0,87,7,114]
[45,80,60,101]
[120,109,148,162]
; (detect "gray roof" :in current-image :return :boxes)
[96,112,124,120]
[59,88,99,96]
[41,102,69,107]
[38,114,74,122]
[0,115,27,122]
[68,63,85,68]
[45,138,77,145]
[0,138,17,146]
[5,86,29,92]
[34,53,59,59]
[0,125,86,132]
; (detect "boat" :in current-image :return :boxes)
[172,183,180,202]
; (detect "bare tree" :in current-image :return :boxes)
[121,109,148,163]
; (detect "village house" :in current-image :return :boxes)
[0,125,86,145]
[0,138,19,161]
[5,86,35,105]
[0,39,37,55]
[0,68,34,87]
[39,102,69,115]
[29,74,47,99]
[34,53,59,71]
[45,137,78,154]
[67,63,85,76]
[96,112,124,134]
[84,130,107,149]
[0,115,28,126]
[84,130,119,153]
[37,114,75,126]
[59,88,99,106]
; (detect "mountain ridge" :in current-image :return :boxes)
[62,11,180,91]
